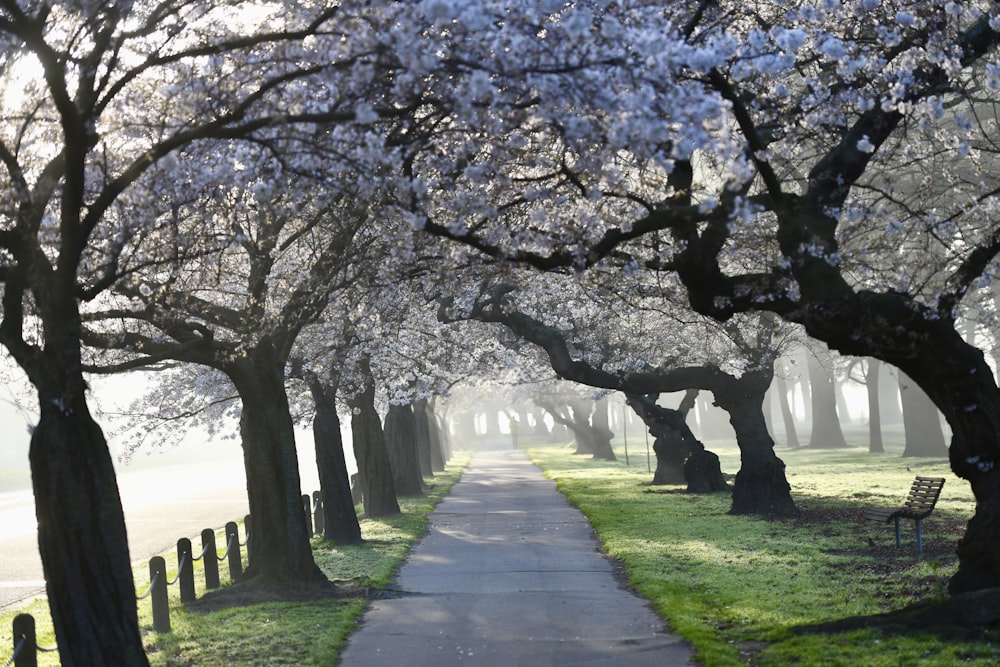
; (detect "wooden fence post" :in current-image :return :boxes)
[201,528,220,589]
[177,538,195,603]
[12,613,36,667]
[149,556,170,633]
[225,521,242,581]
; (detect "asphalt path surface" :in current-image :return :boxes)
[0,456,260,611]
[339,448,693,666]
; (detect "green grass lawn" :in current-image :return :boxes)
[4,429,998,666]
[0,453,470,667]
[528,433,997,666]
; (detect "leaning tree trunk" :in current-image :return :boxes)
[31,392,149,667]
[231,357,328,588]
[714,372,798,517]
[384,403,425,496]
[308,375,363,545]
[626,392,726,492]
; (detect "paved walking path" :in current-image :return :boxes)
[338,448,693,666]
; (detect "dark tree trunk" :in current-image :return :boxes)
[626,391,726,493]
[805,350,849,449]
[384,403,425,496]
[307,375,363,545]
[714,371,798,517]
[866,359,885,454]
[651,430,687,484]
[348,359,400,518]
[413,398,435,477]
[898,370,948,457]
[31,398,149,667]
[775,374,801,448]
[231,355,328,587]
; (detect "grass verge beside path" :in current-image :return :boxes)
[0,453,470,667]
[528,442,999,667]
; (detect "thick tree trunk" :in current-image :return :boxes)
[651,431,687,484]
[348,360,400,518]
[308,377,363,545]
[805,350,849,449]
[626,392,726,493]
[866,359,885,454]
[384,403,425,496]
[714,373,798,517]
[31,399,149,667]
[232,358,328,588]
[884,330,1000,594]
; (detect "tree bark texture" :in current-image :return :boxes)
[31,401,149,667]
[309,378,363,545]
[713,372,798,516]
[231,356,328,588]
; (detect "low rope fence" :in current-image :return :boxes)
[5,491,327,663]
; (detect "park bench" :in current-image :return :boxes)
[862,476,945,555]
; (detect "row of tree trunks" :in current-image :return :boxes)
[348,357,401,518]
[537,396,617,461]
[307,372,364,545]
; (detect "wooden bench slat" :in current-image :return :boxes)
[861,476,945,554]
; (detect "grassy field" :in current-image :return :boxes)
[0,454,470,667]
[528,432,998,667]
[4,426,998,666]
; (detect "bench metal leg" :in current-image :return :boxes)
[916,519,923,555]
[894,517,902,548]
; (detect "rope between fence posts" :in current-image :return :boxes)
[167,552,189,586]
[192,542,210,562]
[217,533,236,562]
[136,569,161,601]
[240,525,249,547]
[2,636,24,667]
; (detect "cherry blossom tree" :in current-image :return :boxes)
[398,1,1000,595]
[0,1,422,660]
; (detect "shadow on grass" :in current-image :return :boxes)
[789,587,1000,640]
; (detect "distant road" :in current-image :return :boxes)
[0,457,255,610]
